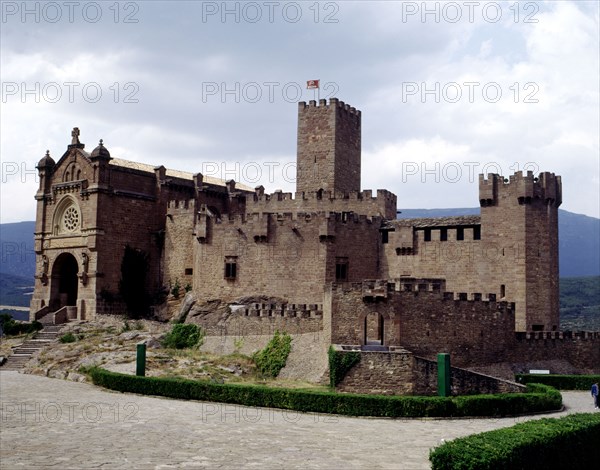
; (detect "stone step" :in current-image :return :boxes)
[0,317,66,370]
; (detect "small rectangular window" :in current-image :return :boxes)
[424,228,431,242]
[224,258,237,280]
[473,226,481,240]
[381,231,389,244]
[335,258,348,281]
[500,284,506,298]
[440,228,447,241]
[185,268,193,275]
[456,227,464,241]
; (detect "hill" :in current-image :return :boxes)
[559,276,600,331]
[0,272,34,307]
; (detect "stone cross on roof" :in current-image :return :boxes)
[71,127,80,145]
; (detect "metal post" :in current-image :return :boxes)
[437,353,451,397]
[136,342,146,377]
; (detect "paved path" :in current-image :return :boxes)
[0,371,596,469]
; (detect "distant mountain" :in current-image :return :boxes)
[0,272,33,307]
[0,209,598,284]
[0,221,36,280]
[559,276,600,331]
[398,208,600,278]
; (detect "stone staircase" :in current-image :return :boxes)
[1,317,64,371]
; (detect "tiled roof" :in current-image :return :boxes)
[392,215,481,228]
[110,158,253,191]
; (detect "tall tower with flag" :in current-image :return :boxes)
[296,97,361,194]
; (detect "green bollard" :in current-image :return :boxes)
[136,342,146,377]
[437,353,451,397]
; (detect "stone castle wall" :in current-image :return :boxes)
[381,171,561,332]
[333,347,525,396]
[164,199,196,290]
[325,281,600,373]
[247,188,397,220]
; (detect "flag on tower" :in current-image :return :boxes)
[306,80,320,89]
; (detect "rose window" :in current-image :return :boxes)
[62,206,80,232]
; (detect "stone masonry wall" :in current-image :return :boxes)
[335,348,415,395]
[193,212,328,304]
[333,347,525,396]
[382,171,561,332]
[325,281,600,373]
[193,212,382,305]
[164,199,195,290]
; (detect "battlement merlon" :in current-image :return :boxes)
[247,188,397,219]
[298,98,361,118]
[479,171,562,208]
[328,280,516,314]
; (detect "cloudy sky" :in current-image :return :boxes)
[1,0,598,223]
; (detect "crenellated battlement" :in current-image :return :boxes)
[479,171,562,207]
[298,98,361,118]
[330,278,516,314]
[213,210,382,227]
[167,198,195,213]
[516,331,600,341]
[247,188,397,219]
[241,302,323,319]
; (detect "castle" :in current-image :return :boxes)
[30,98,599,390]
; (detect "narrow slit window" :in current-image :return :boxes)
[473,226,481,240]
[224,258,237,280]
[456,227,464,241]
[335,258,348,282]
[424,228,431,242]
[440,228,447,241]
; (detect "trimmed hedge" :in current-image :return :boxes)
[430,412,600,470]
[89,368,562,418]
[516,374,600,390]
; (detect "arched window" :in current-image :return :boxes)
[53,196,82,235]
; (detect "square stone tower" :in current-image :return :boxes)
[479,171,562,331]
[296,98,361,194]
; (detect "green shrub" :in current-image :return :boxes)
[253,331,292,378]
[328,346,361,387]
[162,323,204,349]
[59,332,76,343]
[0,314,43,336]
[170,278,181,299]
[516,373,600,390]
[430,413,600,470]
[89,369,562,419]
